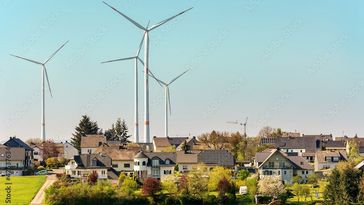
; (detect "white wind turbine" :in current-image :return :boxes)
[101,32,146,143]
[149,70,190,137]
[10,41,68,142]
[103,1,192,143]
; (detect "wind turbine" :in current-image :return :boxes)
[101,32,146,143]
[149,70,189,137]
[103,1,193,143]
[227,117,248,138]
[10,41,69,142]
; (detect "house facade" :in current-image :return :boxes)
[4,137,33,167]
[314,150,347,171]
[0,146,26,176]
[64,141,78,160]
[80,135,106,154]
[255,149,313,184]
[65,154,113,179]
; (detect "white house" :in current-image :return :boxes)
[64,141,78,160]
[65,154,111,179]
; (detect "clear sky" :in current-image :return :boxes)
[0,1,363,142]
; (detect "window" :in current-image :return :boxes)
[112,164,118,168]
[34,152,39,155]
[92,159,97,166]
[268,162,274,168]
[124,163,131,168]
[306,171,308,174]
[88,149,92,154]
[72,171,76,175]
[152,159,159,167]
[152,169,159,176]
[182,165,188,171]
[278,171,280,175]
[101,170,106,175]
[142,161,146,166]
[164,170,172,175]
[284,171,287,175]
[302,171,304,174]
[165,159,170,165]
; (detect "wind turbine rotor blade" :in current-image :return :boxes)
[44,41,69,64]
[136,33,145,57]
[10,54,42,65]
[101,56,135,64]
[103,1,146,31]
[149,7,193,31]
[147,70,165,87]
[168,69,190,85]
[137,57,144,66]
[43,66,53,98]
[167,88,172,115]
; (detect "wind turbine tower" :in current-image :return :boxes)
[103,1,192,143]
[10,41,68,142]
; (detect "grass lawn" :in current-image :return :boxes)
[0,175,47,205]
[286,183,325,205]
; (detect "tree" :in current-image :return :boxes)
[292,175,302,184]
[87,171,98,185]
[142,178,161,197]
[46,157,60,169]
[307,173,318,185]
[236,169,250,180]
[187,165,208,198]
[217,177,235,199]
[71,115,100,153]
[118,173,127,186]
[105,118,131,146]
[208,166,232,191]
[226,132,247,160]
[178,175,189,195]
[258,126,282,138]
[42,140,59,160]
[348,140,360,161]
[26,138,42,145]
[258,176,286,200]
[198,130,227,150]
[162,175,178,195]
[120,176,138,196]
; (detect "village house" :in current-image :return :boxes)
[0,145,26,176]
[134,151,176,181]
[80,135,106,154]
[4,137,33,167]
[95,146,136,176]
[314,150,347,171]
[63,141,79,160]
[255,149,313,184]
[65,153,118,180]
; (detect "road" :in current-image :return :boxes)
[30,174,57,205]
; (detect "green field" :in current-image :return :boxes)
[0,175,46,205]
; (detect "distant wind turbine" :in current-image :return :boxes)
[10,41,69,142]
[149,70,190,137]
[101,31,146,143]
[103,1,192,143]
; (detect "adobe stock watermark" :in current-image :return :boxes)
[4,147,12,204]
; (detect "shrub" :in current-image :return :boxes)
[142,178,161,197]
[87,171,98,185]
[217,177,235,198]
[208,167,232,191]
[120,176,138,196]
[236,169,250,180]
[164,196,181,205]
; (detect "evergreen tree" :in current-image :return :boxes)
[105,118,131,146]
[71,115,100,153]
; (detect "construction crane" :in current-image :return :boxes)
[227,117,248,138]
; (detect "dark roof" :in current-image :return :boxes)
[254,149,274,164]
[257,149,313,170]
[153,137,189,147]
[323,140,346,148]
[145,152,177,165]
[198,150,234,167]
[74,154,111,168]
[4,137,33,151]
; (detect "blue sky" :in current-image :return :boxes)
[0,1,363,142]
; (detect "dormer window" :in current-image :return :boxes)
[165,159,170,165]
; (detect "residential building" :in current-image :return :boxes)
[4,137,33,167]
[134,151,176,181]
[255,149,313,184]
[65,153,118,180]
[314,150,347,171]
[63,141,78,160]
[80,135,106,154]
[323,140,346,152]
[95,146,136,176]
[0,145,26,176]
[152,136,188,152]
